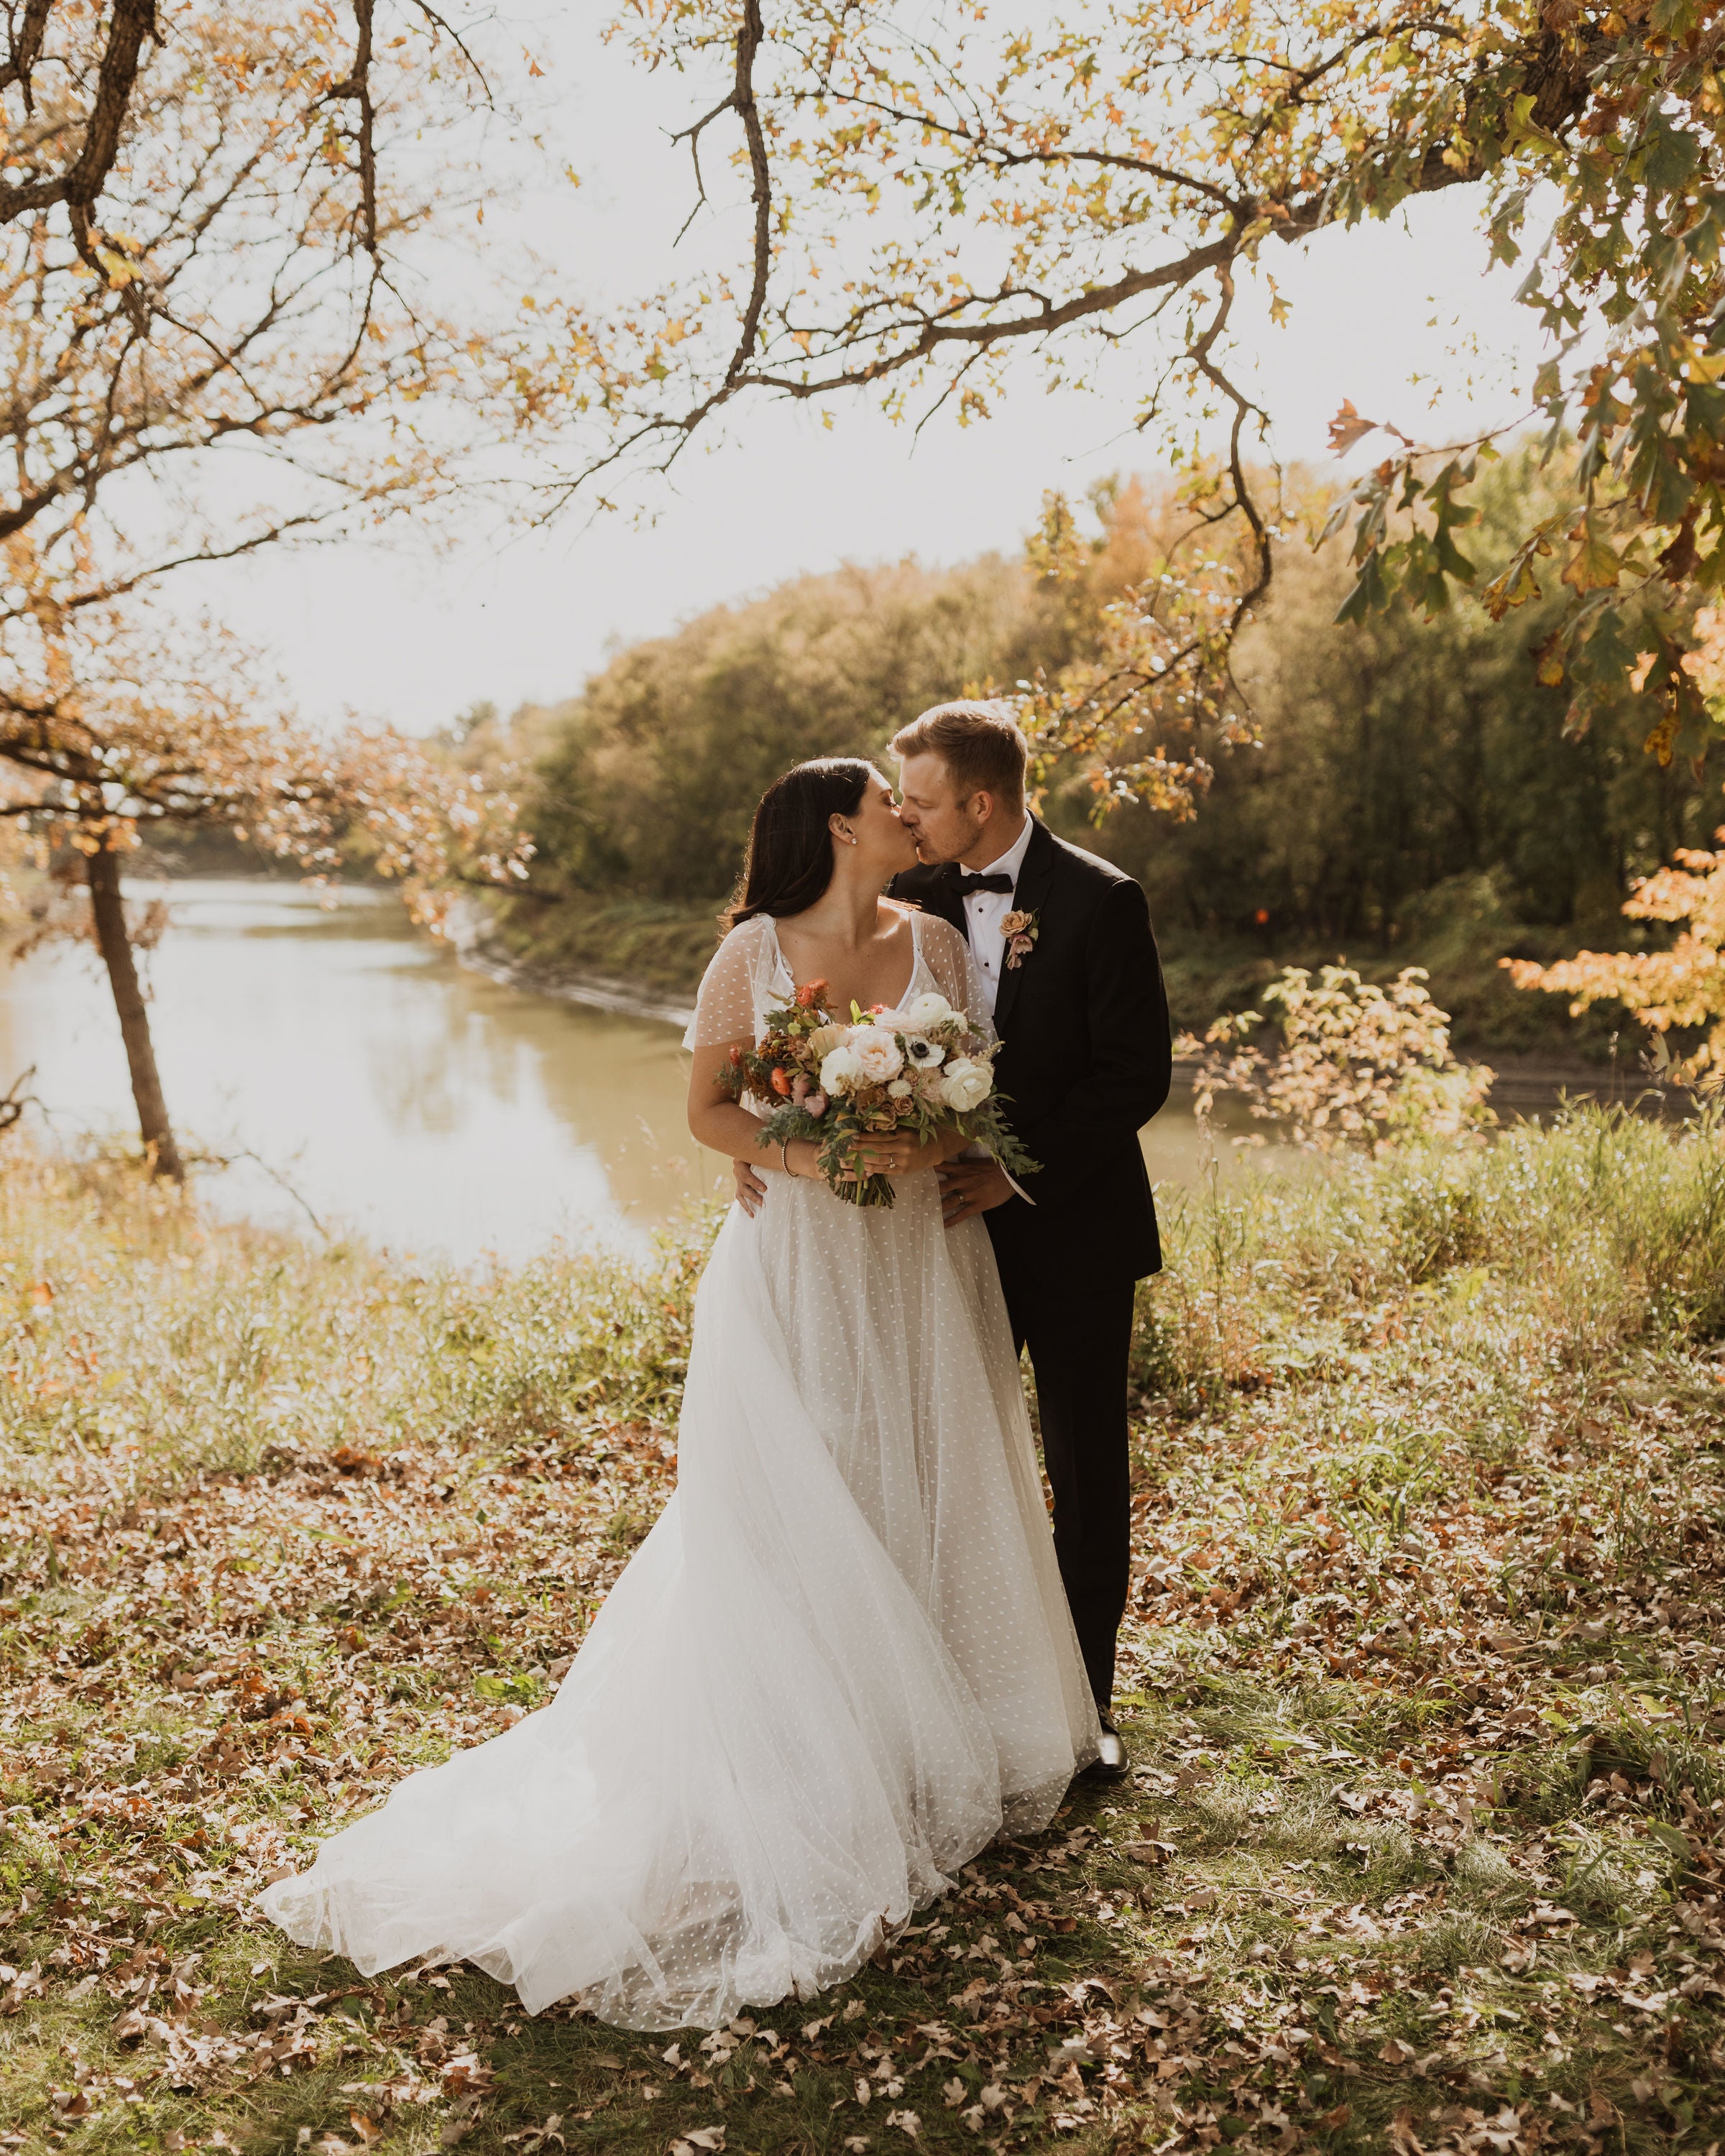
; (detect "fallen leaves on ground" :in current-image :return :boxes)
[4,1143,1725,2153]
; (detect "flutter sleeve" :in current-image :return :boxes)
[682,916,776,1050]
[917,913,997,1045]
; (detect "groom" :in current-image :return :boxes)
[890,701,1171,1780]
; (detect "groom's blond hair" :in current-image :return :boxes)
[891,699,1027,811]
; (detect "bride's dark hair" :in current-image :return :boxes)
[726,757,875,929]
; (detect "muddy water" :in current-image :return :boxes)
[0,878,1259,1263]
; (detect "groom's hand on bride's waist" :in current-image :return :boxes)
[938,1158,1014,1227]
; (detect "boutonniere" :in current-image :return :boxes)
[1001,908,1039,969]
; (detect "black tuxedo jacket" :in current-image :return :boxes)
[888,819,1172,1288]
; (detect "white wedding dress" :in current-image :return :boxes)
[262,908,1098,2030]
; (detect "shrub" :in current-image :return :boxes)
[1178,963,1495,1153]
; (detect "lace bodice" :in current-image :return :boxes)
[682,907,994,1051]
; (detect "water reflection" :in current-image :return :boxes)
[0,877,1254,1264]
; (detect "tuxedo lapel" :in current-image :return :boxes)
[989,818,1057,1035]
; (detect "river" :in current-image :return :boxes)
[0,877,1259,1264]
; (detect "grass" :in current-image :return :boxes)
[2,1108,1725,2156]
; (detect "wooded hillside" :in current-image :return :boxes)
[480,455,1711,1056]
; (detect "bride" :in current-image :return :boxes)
[262,756,1099,2032]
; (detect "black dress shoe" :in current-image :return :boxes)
[1081,1721,1129,1784]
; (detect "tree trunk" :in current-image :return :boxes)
[85,839,183,1181]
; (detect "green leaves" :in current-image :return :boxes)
[1560,515,1624,596]
[542,0,1725,805]
[472,1669,540,1706]
[1335,545,1391,626]
[1330,455,1481,626]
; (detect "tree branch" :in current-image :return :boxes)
[726,0,770,387]
[1188,264,1275,630]
[0,0,55,106]
[669,86,738,245]
[0,0,157,235]
[328,0,379,257]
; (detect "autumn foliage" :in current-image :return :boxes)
[493,0,1725,801]
[1179,965,1496,1153]
[1506,831,1725,1089]
[0,3,538,1171]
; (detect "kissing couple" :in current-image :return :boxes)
[264,700,1173,2031]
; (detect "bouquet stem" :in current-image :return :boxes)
[833,1171,896,1208]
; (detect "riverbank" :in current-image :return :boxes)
[452,892,714,1027]
[68,856,1630,1077]
[463,887,1633,1094]
[444,893,700,1029]
[4,1112,1724,2154]
[0,880,722,1261]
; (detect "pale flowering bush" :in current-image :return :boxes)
[1179,964,1496,1154]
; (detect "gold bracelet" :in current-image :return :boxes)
[780,1137,794,1177]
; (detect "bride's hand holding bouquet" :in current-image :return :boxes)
[720,977,1036,1207]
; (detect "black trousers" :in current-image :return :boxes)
[1000,1274,1136,1715]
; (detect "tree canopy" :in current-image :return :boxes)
[517,0,1725,801]
[501,453,1711,1062]
[0,2,511,635]
[0,1,535,1173]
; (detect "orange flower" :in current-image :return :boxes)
[795,978,828,1009]
[770,1066,794,1096]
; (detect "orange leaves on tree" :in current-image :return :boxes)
[540,0,1725,788]
[1326,402,1381,458]
[1505,828,1725,1089]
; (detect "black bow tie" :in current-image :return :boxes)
[949,870,1014,898]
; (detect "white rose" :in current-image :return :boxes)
[939,1058,991,1112]
[848,1025,904,1084]
[819,1044,864,1094]
[806,1022,847,1059]
[901,991,954,1030]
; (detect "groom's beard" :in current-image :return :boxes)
[911,826,981,866]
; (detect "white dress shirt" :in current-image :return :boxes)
[962,814,1034,1017]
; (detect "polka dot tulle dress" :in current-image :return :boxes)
[260,908,1100,2030]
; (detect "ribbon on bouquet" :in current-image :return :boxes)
[961,1143,1036,1206]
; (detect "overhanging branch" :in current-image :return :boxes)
[0,0,157,234]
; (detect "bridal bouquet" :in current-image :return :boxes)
[721,978,1036,1207]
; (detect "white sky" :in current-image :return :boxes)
[183,19,1553,739]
